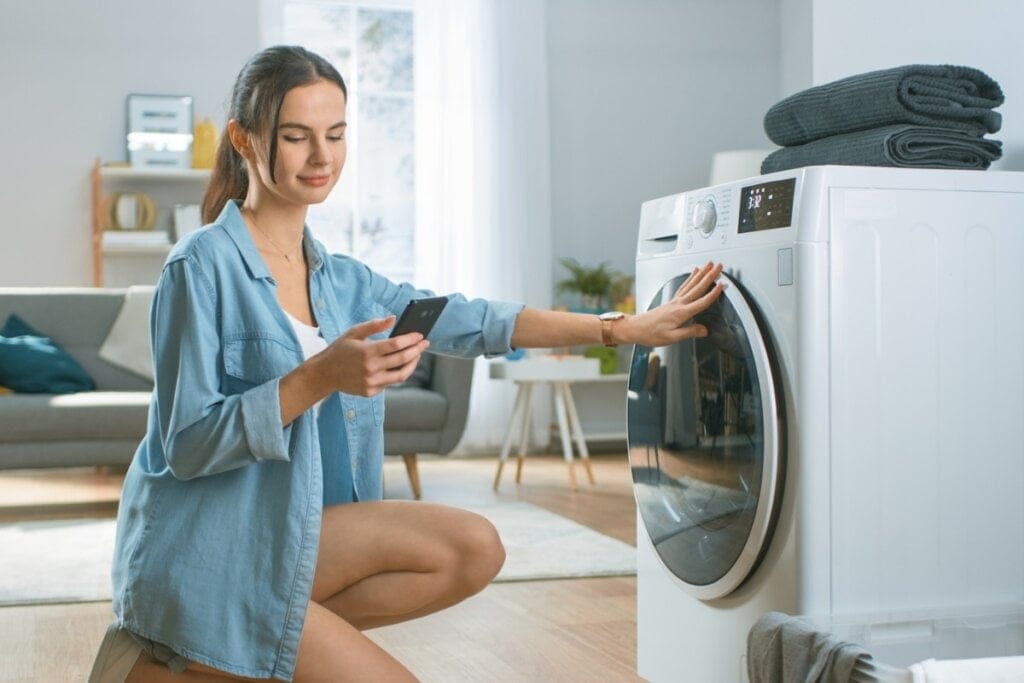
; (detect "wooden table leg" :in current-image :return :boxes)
[494,382,528,491]
[515,382,534,483]
[553,381,578,490]
[560,382,595,485]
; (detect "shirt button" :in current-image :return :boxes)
[316,300,325,309]
[346,409,356,420]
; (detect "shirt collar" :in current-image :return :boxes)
[217,200,325,280]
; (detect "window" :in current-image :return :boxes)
[280,0,415,283]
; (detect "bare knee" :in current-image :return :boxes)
[454,513,505,592]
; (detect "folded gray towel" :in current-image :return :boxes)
[748,611,871,683]
[760,125,1002,174]
[764,65,1004,146]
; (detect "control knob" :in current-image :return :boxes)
[691,196,717,236]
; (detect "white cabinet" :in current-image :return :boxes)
[90,159,210,287]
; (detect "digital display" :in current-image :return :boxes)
[737,178,796,233]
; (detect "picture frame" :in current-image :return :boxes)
[126,94,194,169]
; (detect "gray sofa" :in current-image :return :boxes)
[0,287,473,499]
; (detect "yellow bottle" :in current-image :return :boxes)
[192,117,217,169]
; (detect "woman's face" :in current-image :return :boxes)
[250,79,348,208]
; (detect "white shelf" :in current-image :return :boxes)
[92,158,207,286]
[98,166,211,181]
[490,356,601,381]
[572,372,628,383]
[102,242,172,255]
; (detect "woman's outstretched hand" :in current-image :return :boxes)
[321,316,430,397]
[618,262,726,347]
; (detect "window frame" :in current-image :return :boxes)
[261,0,416,283]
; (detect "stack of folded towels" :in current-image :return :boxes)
[760,64,1004,174]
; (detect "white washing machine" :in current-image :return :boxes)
[630,166,1024,682]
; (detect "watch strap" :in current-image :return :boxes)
[601,316,617,347]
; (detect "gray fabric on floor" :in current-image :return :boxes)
[760,125,1002,174]
[764,64,1003,146]
[747,611,871,683]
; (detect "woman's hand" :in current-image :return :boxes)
[618,262,725,347]
[320,317,430,397]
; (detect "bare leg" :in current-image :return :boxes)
[124,501,502,681]
[312,500,505,629]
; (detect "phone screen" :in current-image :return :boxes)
[388,296,449,339]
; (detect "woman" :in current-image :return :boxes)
[89,45,724,682]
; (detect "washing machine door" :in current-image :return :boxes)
[628,272,784,599]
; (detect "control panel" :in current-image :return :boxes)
[637,173,801,259]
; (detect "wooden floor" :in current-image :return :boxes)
[0,453,645,682]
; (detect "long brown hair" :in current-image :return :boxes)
[201,45,348,223]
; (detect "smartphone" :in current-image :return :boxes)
[388,296,449,339]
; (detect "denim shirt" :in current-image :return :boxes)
[111,201,523,680]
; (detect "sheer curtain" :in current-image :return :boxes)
[414,0,553,453]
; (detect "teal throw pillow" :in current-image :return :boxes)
[0,313,36,337]
[0,314,96,394]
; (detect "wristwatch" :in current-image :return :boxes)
[598,311,626,347]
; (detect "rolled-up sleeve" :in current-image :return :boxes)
[470,298,525,357]
[240,377,290,462]
[153,255,291,480]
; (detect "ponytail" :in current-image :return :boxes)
[201,129,248,224]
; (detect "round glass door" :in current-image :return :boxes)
[628,272,784,599]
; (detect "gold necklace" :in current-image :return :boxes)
[244,208,304,265]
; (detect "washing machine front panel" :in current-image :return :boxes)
[628,272,784,600]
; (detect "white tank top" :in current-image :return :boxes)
[286,311,328,414]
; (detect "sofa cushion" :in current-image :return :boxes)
[392,352,435,390]
[383,387,447,430]
[0,315,96,394]
[0,439,140,469]
[0,288,153,392]
[98,285,155,382]
[0,391,151,443]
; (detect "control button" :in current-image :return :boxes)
[691,197,717,237]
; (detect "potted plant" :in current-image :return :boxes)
[555,257,619,312]
[609,274,635,313]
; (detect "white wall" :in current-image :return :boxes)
[3,1,783,289]
[15,2,1016,289]
[546,0,781,290]
[781,0,1024,170]
[0,1,259,286]
[778,0,811,97]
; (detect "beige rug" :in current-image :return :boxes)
[0,501,635,606]
[468,501,637,582]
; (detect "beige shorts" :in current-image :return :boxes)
[127,630,190,675]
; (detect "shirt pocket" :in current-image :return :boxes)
[222,335,298,391]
